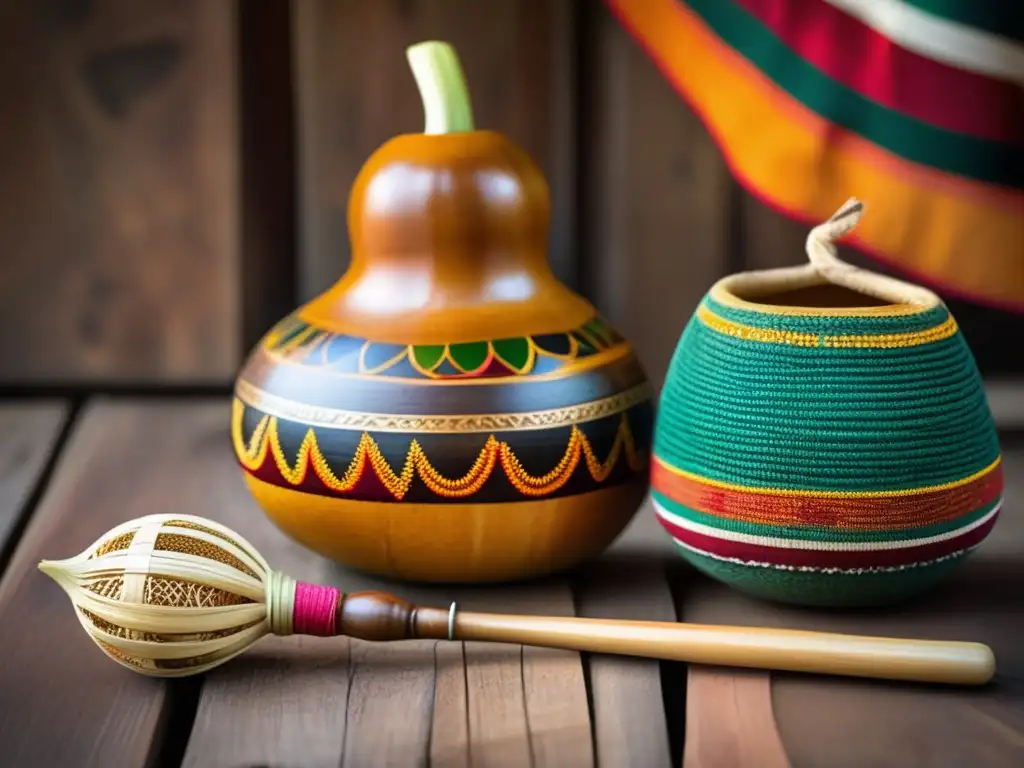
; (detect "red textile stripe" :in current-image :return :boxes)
[733,0,1023,145]
[656,509,999,569]
[650,459,1004,530]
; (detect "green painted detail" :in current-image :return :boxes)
[677,546,971,607]
[492,337,531,372]
[652,491,999,544]
[448,341,491,372]
[270,319,310,349]
[265,313,630,378]
[412,344,446,371]
[653,308,1000,492]
[583,318,610,346]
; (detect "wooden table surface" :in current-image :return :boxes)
[0,397,1021,768]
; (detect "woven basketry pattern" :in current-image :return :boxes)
[652,292,1002,607]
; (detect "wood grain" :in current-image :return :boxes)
[0,402,69,565]
[0,1,241,383]
[437,581,595,767]
[683,669,790,768]
[579,3,735,390]
[575,506,676,768]
[293,0,578,302]
[0,399,243,766]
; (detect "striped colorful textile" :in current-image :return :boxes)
[652,282,1003,606]
[606,0,1024,312]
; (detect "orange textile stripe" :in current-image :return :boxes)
[605,0,1024,310]
[650,459,1004,530]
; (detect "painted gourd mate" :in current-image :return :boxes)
[232,41,654,582]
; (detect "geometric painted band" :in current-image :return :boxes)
[261,311,629,382]
[235,378,654,434]
[650,456,1003,531]
[233,400,651,504]
[653,498,1000,573]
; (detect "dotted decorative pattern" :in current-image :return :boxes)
[696,303,959,348]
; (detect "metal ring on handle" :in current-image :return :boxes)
[448,601,457,641]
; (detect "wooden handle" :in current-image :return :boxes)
[454,613,995,686]
[331,591,995,686]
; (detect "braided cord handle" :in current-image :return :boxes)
[805,198,942,308]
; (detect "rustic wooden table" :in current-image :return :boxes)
[0,398,1021,767]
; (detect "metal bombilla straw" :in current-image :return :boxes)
[38,513,995,684]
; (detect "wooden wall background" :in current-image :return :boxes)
[0,0,1019,390]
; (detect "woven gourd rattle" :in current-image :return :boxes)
[39,513,995,684]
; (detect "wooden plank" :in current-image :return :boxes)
[293,0,578,301]
[430,641,471,767]
[0,402,69,565]
[681,571,791,768]
[0,1,239,382]
[579,3,735,390]
[683,669,790,768]
[575,505,676,768]
[0,399,237,765]
[430,581,594,767]
[238,0,299,351]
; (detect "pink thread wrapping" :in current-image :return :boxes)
[293,582,341,637]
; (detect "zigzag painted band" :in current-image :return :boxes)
[653,498,999,570]
[696,303,959,348]
[232,400,649,503]
[235,379,654,434]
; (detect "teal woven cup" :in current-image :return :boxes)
[651,200,1003,607]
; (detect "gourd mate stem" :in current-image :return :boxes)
[407,41,475,134]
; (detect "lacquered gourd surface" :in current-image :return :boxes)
[233,42,653,582]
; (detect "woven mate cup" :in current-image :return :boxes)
[651,201,1003,607]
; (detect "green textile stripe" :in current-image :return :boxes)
[901,0,1024,45]
[683,0,1023,187]
[704,296,951,334]
[673,545,971,607]
[652,490,1000,544]
[653,314,1000,492]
